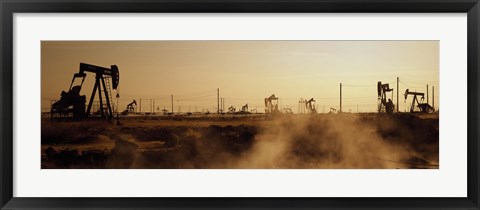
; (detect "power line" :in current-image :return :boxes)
[342,84,376,87]
[172,89,217,99]
[400,77,438,84]
[399,81,426,89]
[177,93,217,101]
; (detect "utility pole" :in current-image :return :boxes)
[171,95,173,114]
[397,77,399,113]
[427,84,429,104]
[139,98,142,114]
[340,83,342,113]
[432,86,435,111]
[217,88,219,114]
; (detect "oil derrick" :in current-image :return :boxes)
[305,98,317,114]
[51,63,119,120]
[121,100,136,115]
[264,94,280,114]
[377,81,394,114]
[404,89,434,113]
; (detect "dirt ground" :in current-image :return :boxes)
[41,113,439,169]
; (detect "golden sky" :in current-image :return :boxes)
[41,41,439,113]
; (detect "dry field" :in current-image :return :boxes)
[41,113,439,169]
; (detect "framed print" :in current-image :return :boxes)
[1,0,479,209]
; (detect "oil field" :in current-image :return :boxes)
[41,41,439,169]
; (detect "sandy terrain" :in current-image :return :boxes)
[41,113,439,169]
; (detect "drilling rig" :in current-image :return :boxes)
[305,98,317,114]
[404,89,434,113]
[50,63,119,120]
[377,81,395,114]
[264,94,280,114]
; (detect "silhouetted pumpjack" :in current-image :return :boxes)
[305,98,317,114]
[228,106,236,114]
[283,108,293,114]
[122,100,137,115]
[264,94,279,114]
[236,104,250,114]
[404,89,433,113]
[377,81,395,114]
[51,63,119,120]
[241,104,249,112]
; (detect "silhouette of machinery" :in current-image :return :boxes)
[377,81,395,114]
[264,94,280,114]
[404,89,434,113]
[283,108,293,114]
[227,106,236,114]
[122,100,137,115]
[236,104,250,114]
[241,104,249,112]
[162,108,170,115]
[51,63,119,120]
[305,98,317,114]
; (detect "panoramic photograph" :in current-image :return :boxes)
[41,41,439,169]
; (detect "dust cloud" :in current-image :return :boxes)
[237,115,424,169]
[41,114,439,169]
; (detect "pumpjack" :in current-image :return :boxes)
[283,108,293,114]
[377,81,395,114]
[264,94,280,114]
[228,106,236,114]
[51,63,119,120]
[305,98,317,114]
[122,100,137,115]
[404,89,433,113]
[241,104,249,112]
[236,104,250,114]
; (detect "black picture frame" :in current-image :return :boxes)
[1,0,479,209]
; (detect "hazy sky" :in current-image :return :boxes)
[41,41,439,113]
